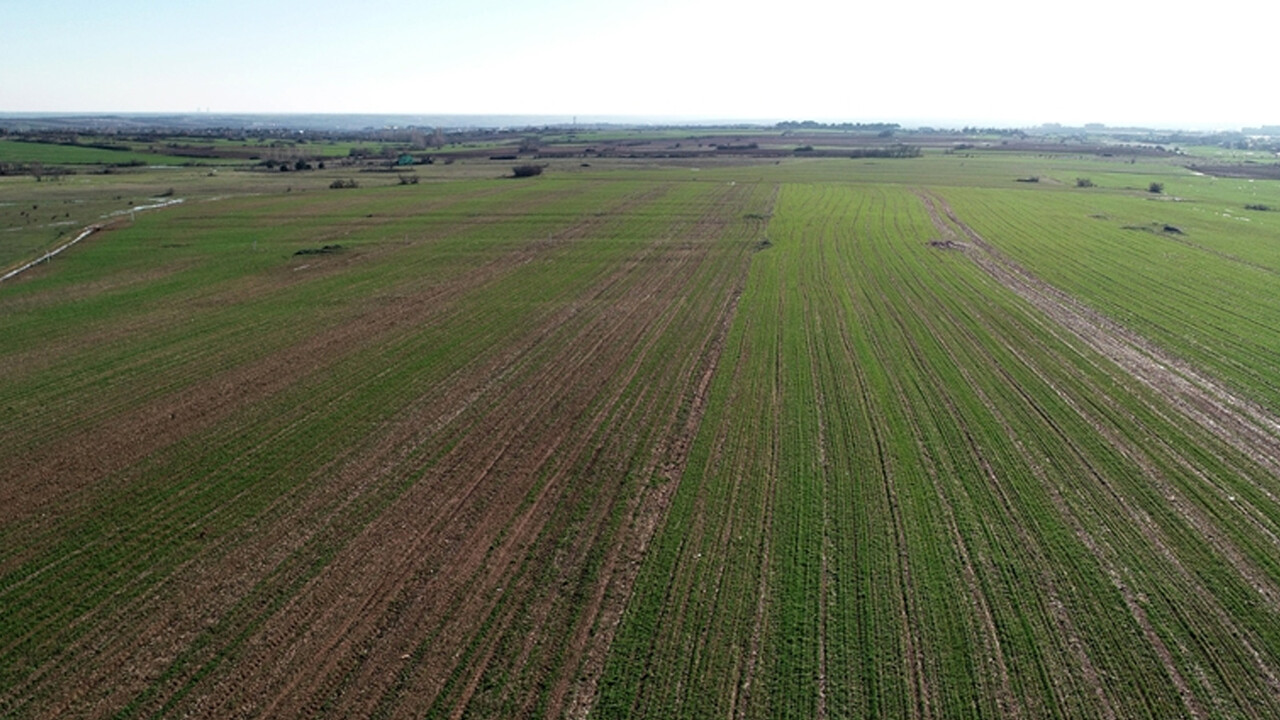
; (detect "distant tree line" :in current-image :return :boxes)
[12,136,133,152]
[1143,131,1280,152]
[776,121,900,133]
[849,144,922,159]
[961,127,1028,138]
[0,162,89,179]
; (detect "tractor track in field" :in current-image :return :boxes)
[904,259,1124,719]
[801,283,831,720]
[161,200,689,716]
[911,204,1280,712]
[12,272,594,718]
[4,201,590,709]
[724,241,789,720]
[979,314,1280,712]
[431,222,712,719]
[254,206,716,712]
[912,197,1206,717]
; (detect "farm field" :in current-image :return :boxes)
[0,140,223,167]
[2,146,1280,718]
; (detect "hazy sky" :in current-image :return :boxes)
[5,0,1276,128]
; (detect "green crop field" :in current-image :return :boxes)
[0,139,239,166]
[2,142,1278,718]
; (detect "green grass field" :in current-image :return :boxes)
[0,139,243,166]
[2,144,1278,718]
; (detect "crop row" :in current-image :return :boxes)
[936,185,1280,413]
[0,177,778,717]
[598,182,1280,718]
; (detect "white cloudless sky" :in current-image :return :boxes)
[4,0,1276,128]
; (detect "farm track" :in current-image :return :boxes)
[558,188,775,720]
[0,225,101,283]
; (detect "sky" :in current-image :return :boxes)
[4,0,1277,129]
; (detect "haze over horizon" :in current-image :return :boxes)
[6,0,1277,131]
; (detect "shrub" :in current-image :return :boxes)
[329,179,359,189]
[1076,177,1094,188]
[1149,182,1164,194]
[512,164,544,178]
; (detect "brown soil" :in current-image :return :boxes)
[5,178,783,712]
[2,184,662,713]
[561,186,773,720]
[0,181,775,719]
[0,183,621,541]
